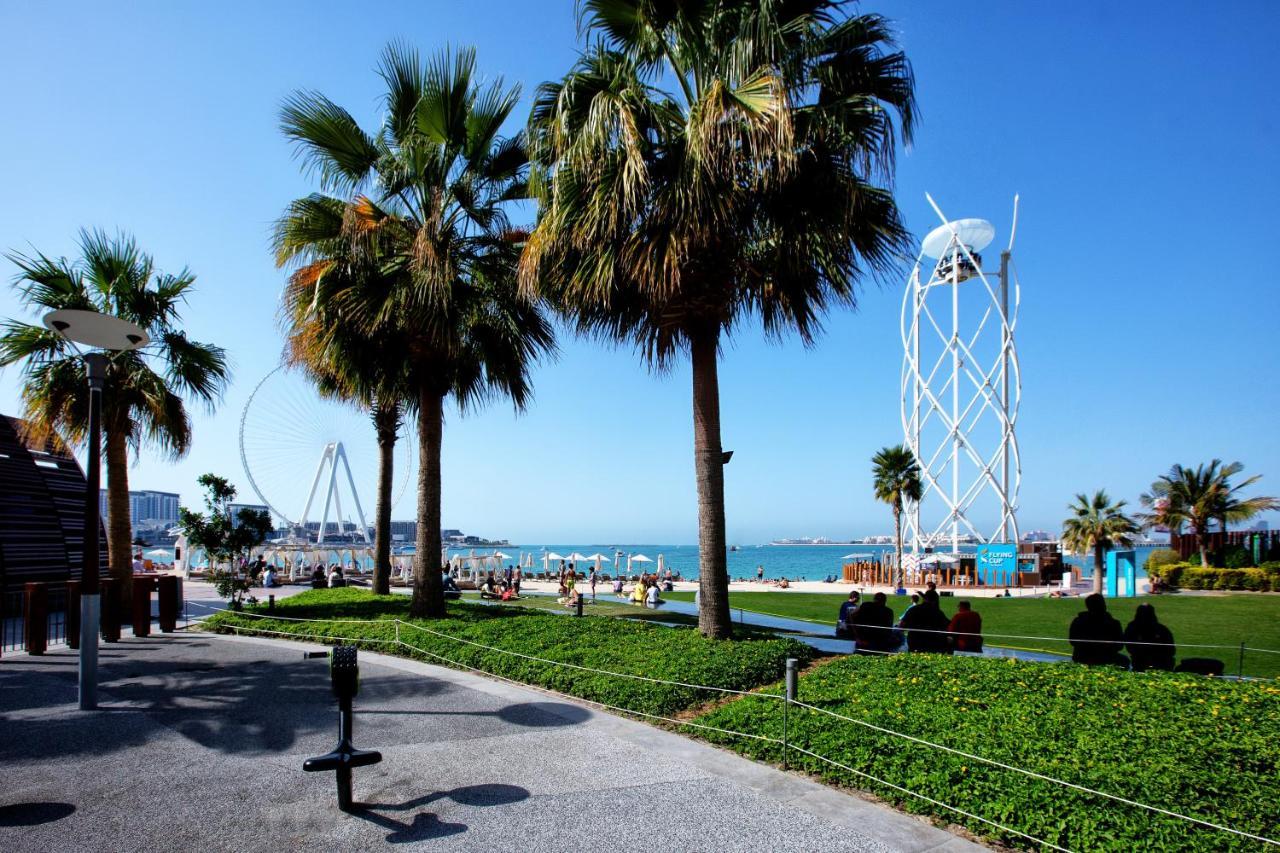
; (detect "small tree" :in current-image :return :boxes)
[871,444,922,591]
[1061,490,1137,595]
[178,474,272,610]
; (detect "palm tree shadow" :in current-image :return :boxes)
[356,783,529,843]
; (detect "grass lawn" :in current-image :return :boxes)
[694,654,1280,851]
[666,591,1280,678]
[202,588,811,716]
[457,591,703,627]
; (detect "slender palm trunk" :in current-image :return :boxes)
[1195,522,1209,567]
[104,428,133,610]
[1092,541,1105,596]
[410,387,446,618]
[691,329,731,639]
[893,502,903,591]
[372,401,399,596]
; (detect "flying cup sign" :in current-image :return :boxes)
[975,543,1018,586]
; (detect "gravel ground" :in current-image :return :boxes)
[0,632,979,852]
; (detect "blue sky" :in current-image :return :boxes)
[2,1,1277,543]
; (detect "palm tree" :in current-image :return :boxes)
[1061,491,1138,595]
[278,44,554,617]
[0,230,229,605]
[871,444,921,590]
[279,243,413,595]
[1144,461,1278,566]
[521,1,916,638]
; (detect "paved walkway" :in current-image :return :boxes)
[0,633,980,852]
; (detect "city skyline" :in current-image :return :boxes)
[2,1,1278,543]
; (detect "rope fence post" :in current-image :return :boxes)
[783,657,798,771]
[1238,642,1245,680]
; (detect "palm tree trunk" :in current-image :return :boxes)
[104,428,133,611]
[410,387,446,619]
[1092,541,1105,596]
[1196,523,1209,567]
[691,328,731,639]
[893,502,903,591]
[372,401,398,596]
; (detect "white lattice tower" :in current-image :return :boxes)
[900,194,1022,556]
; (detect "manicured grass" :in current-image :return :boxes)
[666,591,1280,678]
[693,654,1280,851]
[459,591,703,627]
[202,588,812,716]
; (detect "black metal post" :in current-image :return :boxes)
[79,352,106,710]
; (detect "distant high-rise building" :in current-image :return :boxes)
[100,489,181,527]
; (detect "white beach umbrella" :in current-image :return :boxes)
[566,552,590,564]
[626,554,633,574]
[493,551,511,560]
[587,553,611,572]
[546,552,565,561]
[632,554,653,570]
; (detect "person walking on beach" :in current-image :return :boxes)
[1069,593,1127,667]
[757,565,764,583]
[948,601,983,653]
[1124,604,1176,671]
[589,566,598,599]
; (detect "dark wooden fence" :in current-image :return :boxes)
[1170,530,1279,563]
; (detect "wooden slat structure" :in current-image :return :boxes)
[0,415,104,593]
[1171,531,1279,563]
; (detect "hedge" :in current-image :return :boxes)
[1151,563,1279,591]
[202,588,813,717]
[693,654,1280,852]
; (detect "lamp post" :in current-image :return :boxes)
[43,309,148,711]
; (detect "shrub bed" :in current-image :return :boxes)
[692,654,1280,851]
[1151,563,1277,591]
[201,588,813,717]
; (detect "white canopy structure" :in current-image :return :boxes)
[587,553,611,572]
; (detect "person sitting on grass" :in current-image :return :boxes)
[500,581,519,602]
[564,585,581,609]
[645,582,661,608]
[836,592,860,639]
[948,600,983,653]
[1124,603,1175,671]
[1069,593,1128,668]
[613,576,625,597]
[442,570,462,599]
[263,567,279,589]
[479,577,502,600]
[630,580,647,605]
[900,590,952,654]
[327,565,345,588]
[852,592,895,654]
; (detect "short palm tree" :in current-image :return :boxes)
[871,444,921,590]
[279,236,414,595]
[0,230,229,603]
[1061,491,1138,595]
[1144,461,1278,566]
[278,44,554,617]
[521,1,916,638]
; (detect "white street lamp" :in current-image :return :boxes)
[43,309,148,711]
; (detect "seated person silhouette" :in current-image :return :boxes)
[1069,593,1127,667]
[1124,603,1175,671]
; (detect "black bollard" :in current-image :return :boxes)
[303,646,383,811]
[575,594,584,617]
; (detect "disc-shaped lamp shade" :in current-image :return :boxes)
[43,309,149,351]
[921,219,995,259]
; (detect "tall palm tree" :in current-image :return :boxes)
[278,44,554,617]
[871,444,921,590]
[521,1,916,638]
[0,230,229,605]
[1061,491,1138,595]
[1144,461,1278,566]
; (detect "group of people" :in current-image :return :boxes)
[1069,594,1179,671]
[835,586,984,655]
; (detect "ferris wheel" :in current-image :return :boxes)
[238,365,414,543]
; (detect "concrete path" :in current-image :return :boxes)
[0,633,980,852]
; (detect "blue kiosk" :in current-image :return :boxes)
[1104,549,1137,598]
[975,543,1018,587]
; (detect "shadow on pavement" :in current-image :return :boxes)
[0,802,76,827]
[358,783,530,843]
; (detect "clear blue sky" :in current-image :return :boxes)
[2,1,1277,543]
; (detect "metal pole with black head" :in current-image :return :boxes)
[43,309,148,711]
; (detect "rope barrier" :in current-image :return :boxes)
[786,699,1280,847]
[205,610,1276,848]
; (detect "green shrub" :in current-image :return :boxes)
[694,654,1280,852]
[1176,567,1271,592]
[1145,548,1183,575]
[203,588,813,717]
[1222,545,1255,569]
